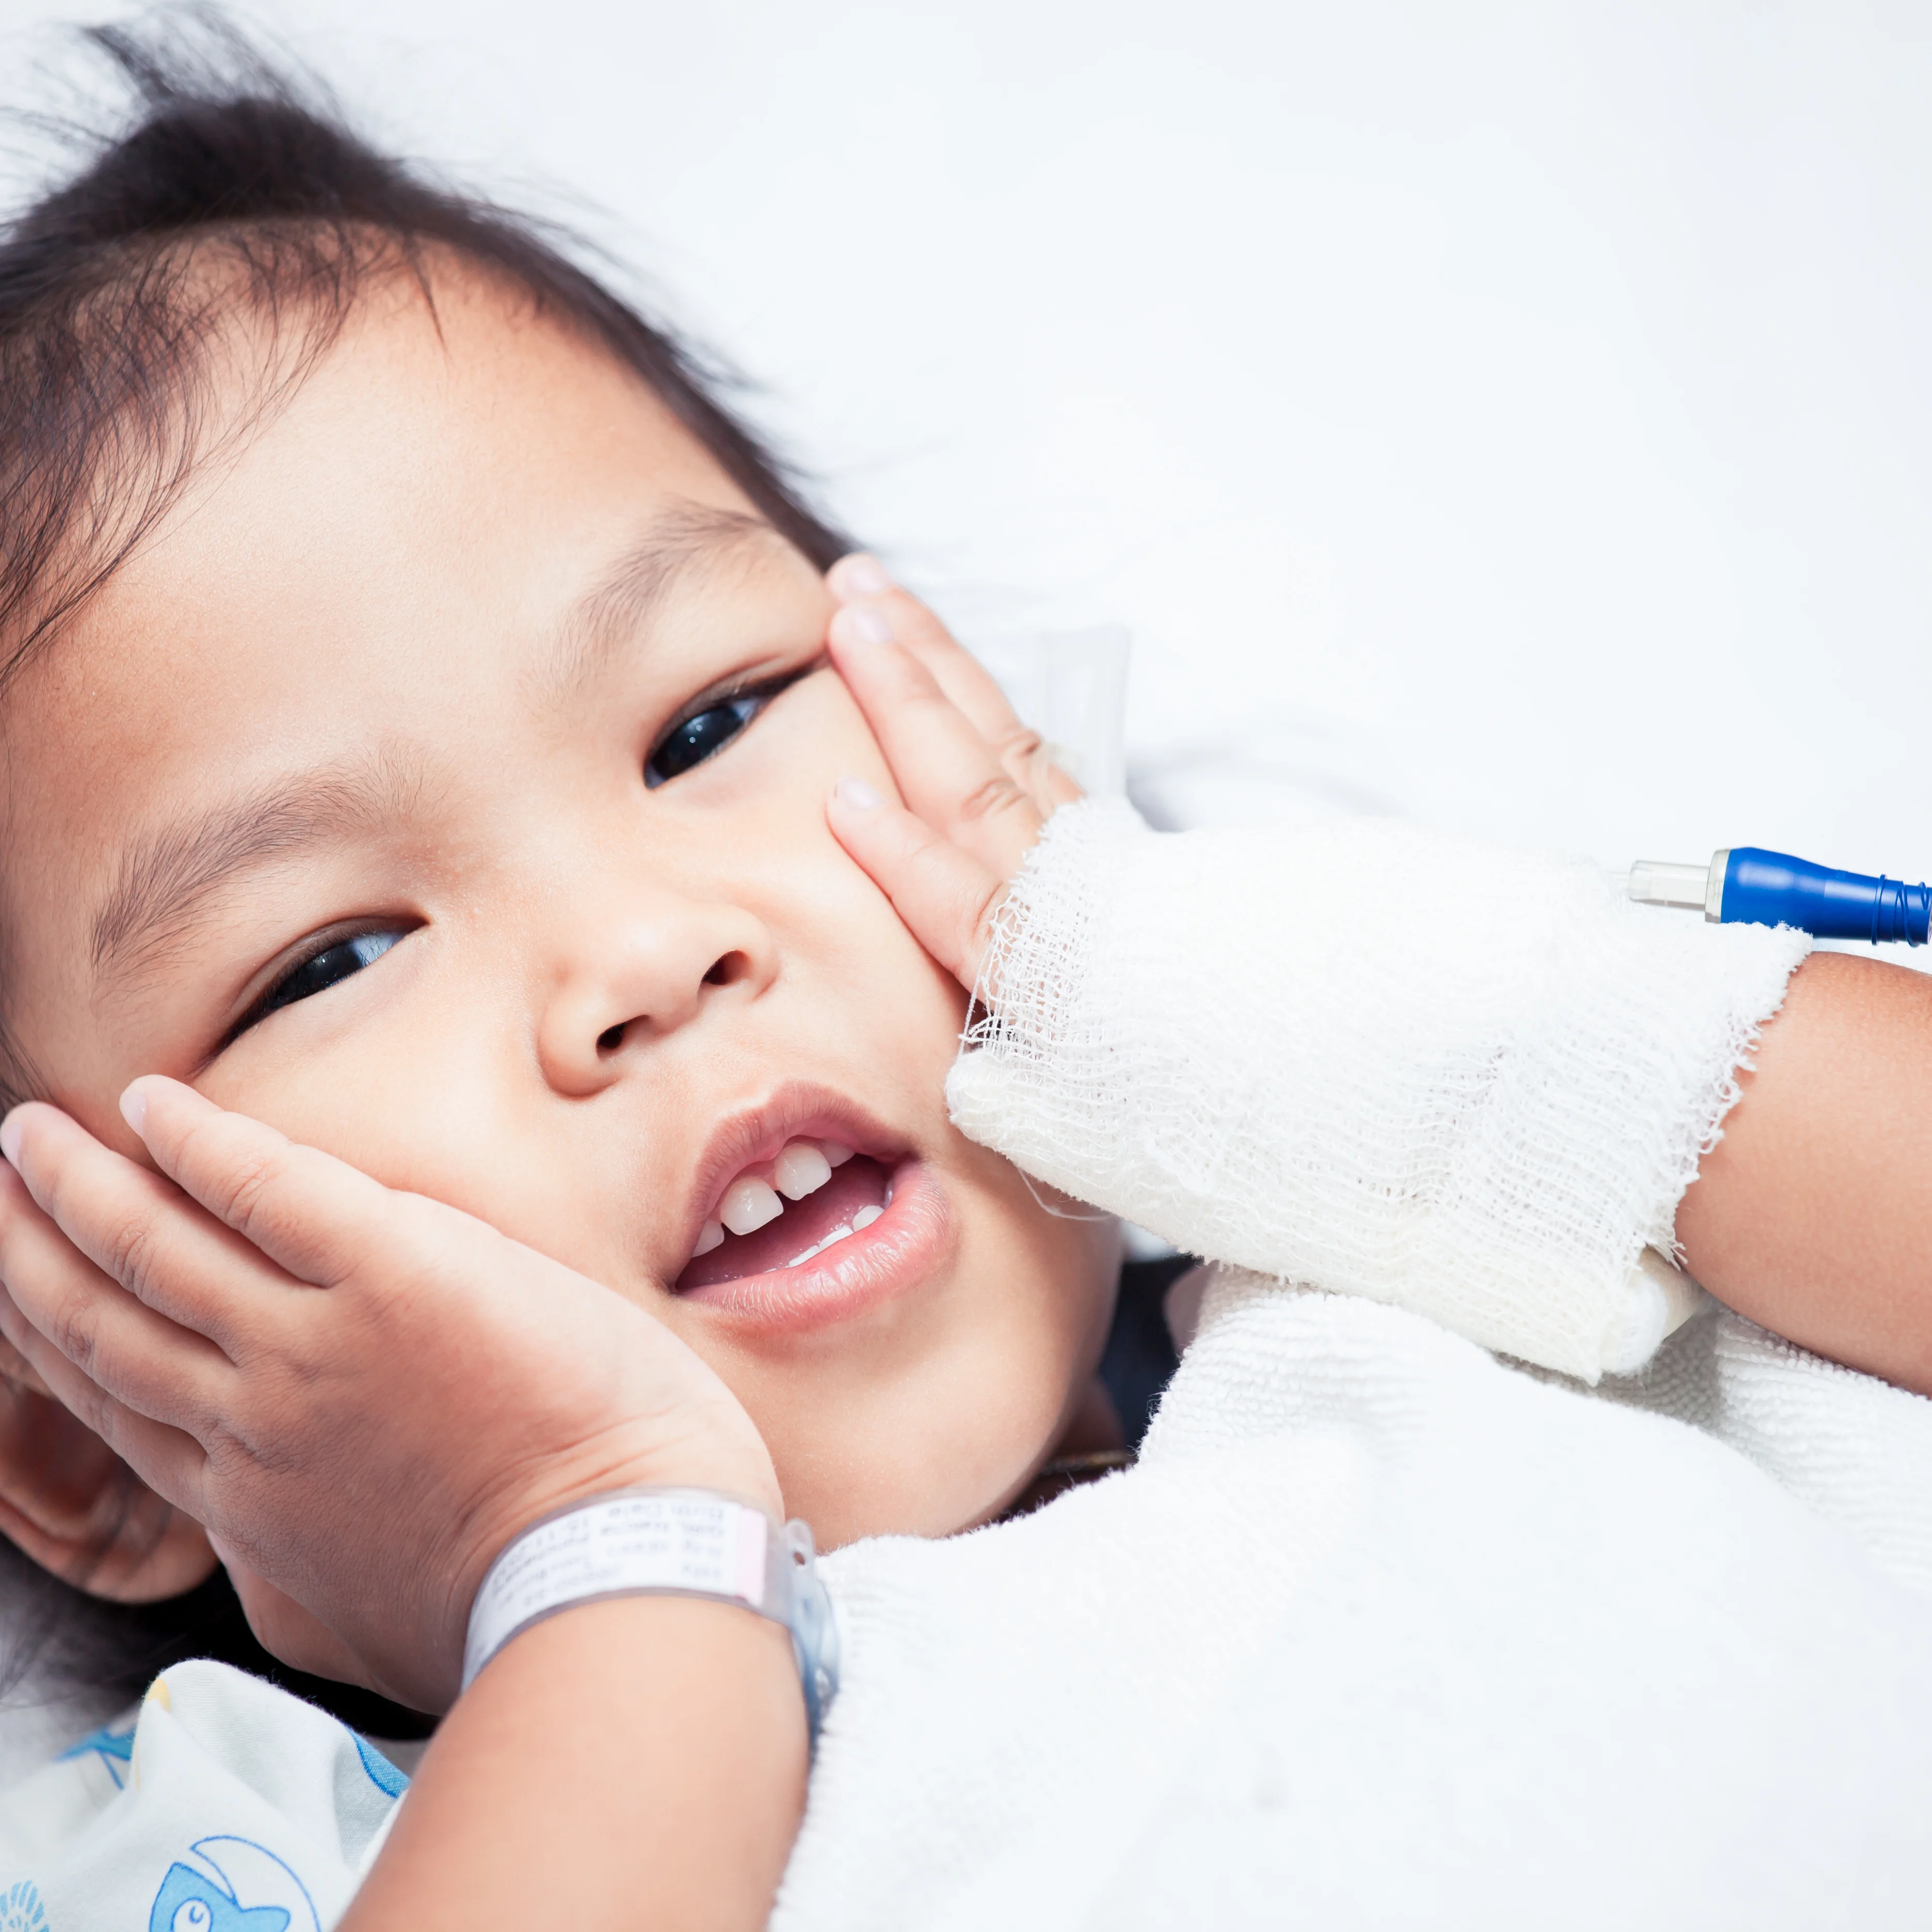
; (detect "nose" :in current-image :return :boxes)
[536,887,779,1098]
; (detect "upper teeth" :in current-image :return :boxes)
[719,1176,784,1236]
[709,1139,856,1242]
[774,1142,833,1200]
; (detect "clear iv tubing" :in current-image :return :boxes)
[1626,848,1931,945]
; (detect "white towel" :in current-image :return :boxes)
[776,1272,1932,1930]
[1605,1300,1932,1597]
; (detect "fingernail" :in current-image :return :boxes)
[0,1113,20,1170]
[845,603,895,646]
[835,776,884,811]
[119,1084,148,1136]
[836,553,892,598]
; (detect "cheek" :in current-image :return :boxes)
[199,989,552,1231]
[681,679,971,1061]
[727,1167,1122,1544]
[775,840,967,1061]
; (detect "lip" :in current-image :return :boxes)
[670,1082,954,1333]
[675,1155,952,1332]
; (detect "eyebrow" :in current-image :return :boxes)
[88,503,786,993]
[535,501,781,707]
[89,753,417,993]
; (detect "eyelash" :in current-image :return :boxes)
[228,928,406,1043]
[224,669,809,1045]
[644,670,802,789]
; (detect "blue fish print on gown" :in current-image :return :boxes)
[147,1864,290,1932]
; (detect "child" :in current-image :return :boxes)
[0,26,1929,1930]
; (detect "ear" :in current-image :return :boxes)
[0,1345,216,1603]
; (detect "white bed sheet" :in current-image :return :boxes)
[1,0,1920,878]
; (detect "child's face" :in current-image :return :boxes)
[0,269,1118,1553]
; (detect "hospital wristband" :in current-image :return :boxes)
[460,1487,841,1743]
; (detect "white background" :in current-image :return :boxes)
[5,1,1931,891]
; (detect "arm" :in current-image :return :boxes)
[1677,949,1932,1395]
[816,561,1810,1386]
[818,559,1932,1396]
[0,1080,806,1929]
[351,1598,803,1931]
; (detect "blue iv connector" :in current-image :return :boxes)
[1625,848,1931,945]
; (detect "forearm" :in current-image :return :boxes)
[345,1597,807,1931]
[1678,949,1932,1394]
[948,800,1807,1381]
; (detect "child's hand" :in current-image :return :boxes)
[823,554,1082,995]
[0,1078,779,1713]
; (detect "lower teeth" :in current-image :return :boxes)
[787,1226,847,1267]
[785,1200,888,1269]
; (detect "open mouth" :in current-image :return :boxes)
[674,1138,896,1292]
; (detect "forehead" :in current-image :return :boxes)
[47,266,750,697]
[1,270,775,989]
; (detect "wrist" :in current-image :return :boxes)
[524,1428,784,1533]
[461,1486,840,1744]
[407,1447,782,1712]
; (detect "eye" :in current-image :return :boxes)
[645,692,768,788]
[257,930,403,1022]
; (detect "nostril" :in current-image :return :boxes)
[597,1023,626,1054]
[704,950,752,988]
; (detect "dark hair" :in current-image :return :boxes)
[0,17,847,690]
[0,14,847,1737]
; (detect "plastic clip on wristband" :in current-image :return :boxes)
[461,1489,840,1744]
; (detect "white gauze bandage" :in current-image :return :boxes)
[946,800,1811,1382]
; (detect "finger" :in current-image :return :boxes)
[3,1101,297,1343]
[0,1177,230,1434]
[825,777,1008,986]
[121,1076,398,1288]
[826,579,1079,816]
[826,555,1039,756]
[0,1280,208,1507]
[826,626,1047,883]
